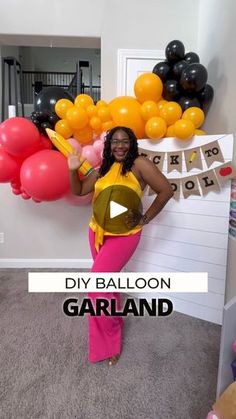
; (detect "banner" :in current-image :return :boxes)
[138,139,235,199]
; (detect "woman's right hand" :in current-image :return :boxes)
[67,152,86,171]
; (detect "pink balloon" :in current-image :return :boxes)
[0,117,41,157]
[93,139,104,156]
[65,190,93,206]
[67,137,82,153]
[100,131,107,141]
[0,149,22,182]
[81,145,100,167]
[20,150,70,201]
[206,411,219,419]
[232,340,236,352]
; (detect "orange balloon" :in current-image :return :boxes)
[134,73,163,103]
[55,99,74,119]
[66,106,89,130]
[194,129,206,135]
[97,106,111,122]
[174,119,195,140]
[160,102,182,126]
[55,119,73,139]
[86,104,98,118]
[166,124,175,137]
[157,99,167,112]
[89,116,102,131]
[74,94,94,109]
[102,120,115,132]
[182,107,205,128]
[140,101,159,121]
[73,126,93,144]
[109,96,145,138]
[96,100,108,108]
[145,117,167,140]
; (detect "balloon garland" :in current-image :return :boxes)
[0,39,214,204]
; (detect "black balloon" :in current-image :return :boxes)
[197,84,214,114]
[163,80,181,101]
[178,96,201,111]
[165,40,185,63]
[48,112,60,127]
[180,63,208,92]
[35,110,49,122]
[152,61,172,82]
[172,60,189,80]
[30,117,41,128]
[184,52,200,64]
[35,87,74,113]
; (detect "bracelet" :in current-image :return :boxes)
[141,214,150,225]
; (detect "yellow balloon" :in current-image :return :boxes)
[74,94,94,109]
[109,96,145,138]
[96,100,108,108]
[97,106,111,122]
[55,99,74,119]
[157,99,167,112]
[89,116,102,131]
[145,117,167,140]
[166,124,175,137]
[102,120,115,132]
[55,119,73,139]
[194,129,206,135]
[174,119,195,140]
[160,102,182,126]
[182,107,205,128]
[134,73,163,104]
[140,101,159,121]
[73,126,93,144]
[66,106,89,130]
[86,104,98,118]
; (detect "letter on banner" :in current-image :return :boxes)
[201,140,225,168]
[182,175,201,199]
[138,147,150,159]
[214,161,236,186]
[184,147,203,172]
[197,169,220,195]
[148,150,165,171]
[169,178,181,199]
[167,151,182,173]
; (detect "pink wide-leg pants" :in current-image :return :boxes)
[87,227,141,363]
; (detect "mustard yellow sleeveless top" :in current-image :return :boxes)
[89,162,143,251]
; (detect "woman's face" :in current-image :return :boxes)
[110,129,131,162]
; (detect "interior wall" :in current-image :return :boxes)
[197,0,236,302]
[101,0,199,101]
[20,47,101,86]
[0,0,200,263]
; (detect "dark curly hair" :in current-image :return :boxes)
[98,126,139,177]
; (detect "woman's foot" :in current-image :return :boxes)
[108,354,120,366]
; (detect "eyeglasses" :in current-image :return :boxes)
[110,139,130,146]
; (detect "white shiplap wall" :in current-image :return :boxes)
[126,134,234,325]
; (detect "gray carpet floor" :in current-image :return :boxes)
[0,269,221,419]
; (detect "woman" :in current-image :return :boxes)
[68,126,173,366]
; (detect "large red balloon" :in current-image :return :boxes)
[20,150,70,201]
[0,117,41,157]
[0,149,21,182]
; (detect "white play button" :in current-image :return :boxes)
[110,200,128,219]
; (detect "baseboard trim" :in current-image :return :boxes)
[0,259,93,268]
